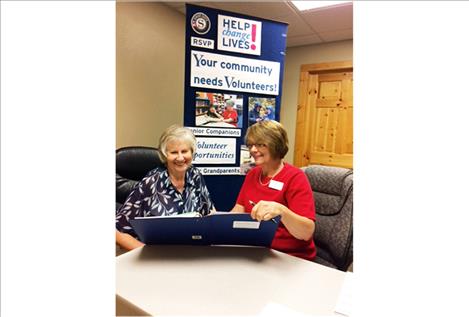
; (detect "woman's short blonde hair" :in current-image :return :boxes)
[245,120,289,159]
[157,125,197,164]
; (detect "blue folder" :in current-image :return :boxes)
[129,212,280,247]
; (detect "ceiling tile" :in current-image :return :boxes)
[301,3,353,32]
[318,28,353,42]
[196,2,292,21]
[161,1,353,47]
[275,13,315,37]
[286,34,323,47]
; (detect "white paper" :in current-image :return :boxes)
[334,272,353,316]
[135,212,201,219]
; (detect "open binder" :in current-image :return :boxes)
[129,212,280,247]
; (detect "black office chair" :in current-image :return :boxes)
[302,165,353,271]
[116,146,163,210]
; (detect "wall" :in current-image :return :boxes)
[116,2,185,148]
[281,40,353,164]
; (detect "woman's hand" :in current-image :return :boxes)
[251,201,315,241]
[116,230,145,251]
[251,200,285,221]
[231,204,245,213]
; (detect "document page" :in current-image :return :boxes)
[135,211,201,219]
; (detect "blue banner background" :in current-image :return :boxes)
[184,4,288,211]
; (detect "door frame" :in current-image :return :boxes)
[294,60,353,167]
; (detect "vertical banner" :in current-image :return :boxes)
[184,4,288,211]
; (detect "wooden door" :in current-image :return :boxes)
[294,61,353,168]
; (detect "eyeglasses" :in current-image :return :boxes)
[246,143,267,149]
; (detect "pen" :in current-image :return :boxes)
[249,200,278,224]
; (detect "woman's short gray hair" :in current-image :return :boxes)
[157,125,197,165]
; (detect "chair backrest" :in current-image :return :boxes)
[302,165,353,271]
[116,146,163,205]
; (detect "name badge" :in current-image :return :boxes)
[268,180,284,191]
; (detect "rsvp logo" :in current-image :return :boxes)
[217,15,262,56]
[191,12,211,35]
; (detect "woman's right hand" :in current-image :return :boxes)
[116,230,144,251]
[231,204,245,213]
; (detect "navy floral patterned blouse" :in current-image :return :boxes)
[116,166,215,238]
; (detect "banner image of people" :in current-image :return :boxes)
[248,97,276,126]
[240,145,255,175]
[195,91,243,128]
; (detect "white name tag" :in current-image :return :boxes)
[268,180,284,191]
[233,221,260,229]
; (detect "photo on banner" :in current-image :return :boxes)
[194,91,244,128]
[240,145,255,175]
[248,96,276,127]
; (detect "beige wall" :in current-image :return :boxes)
[280,40,353,164]
[116,3,353,162]
[116,2,185,148]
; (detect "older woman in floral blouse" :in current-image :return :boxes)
[116,125,215,251]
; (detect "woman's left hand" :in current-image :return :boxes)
[251,200,285,222]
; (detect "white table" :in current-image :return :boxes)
[116,245,346,316]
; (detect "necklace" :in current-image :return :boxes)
[169,175,185,193]
[259,162,284,186]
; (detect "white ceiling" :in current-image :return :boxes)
[162,1,353,47]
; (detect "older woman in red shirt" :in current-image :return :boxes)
[231,120,316,261]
